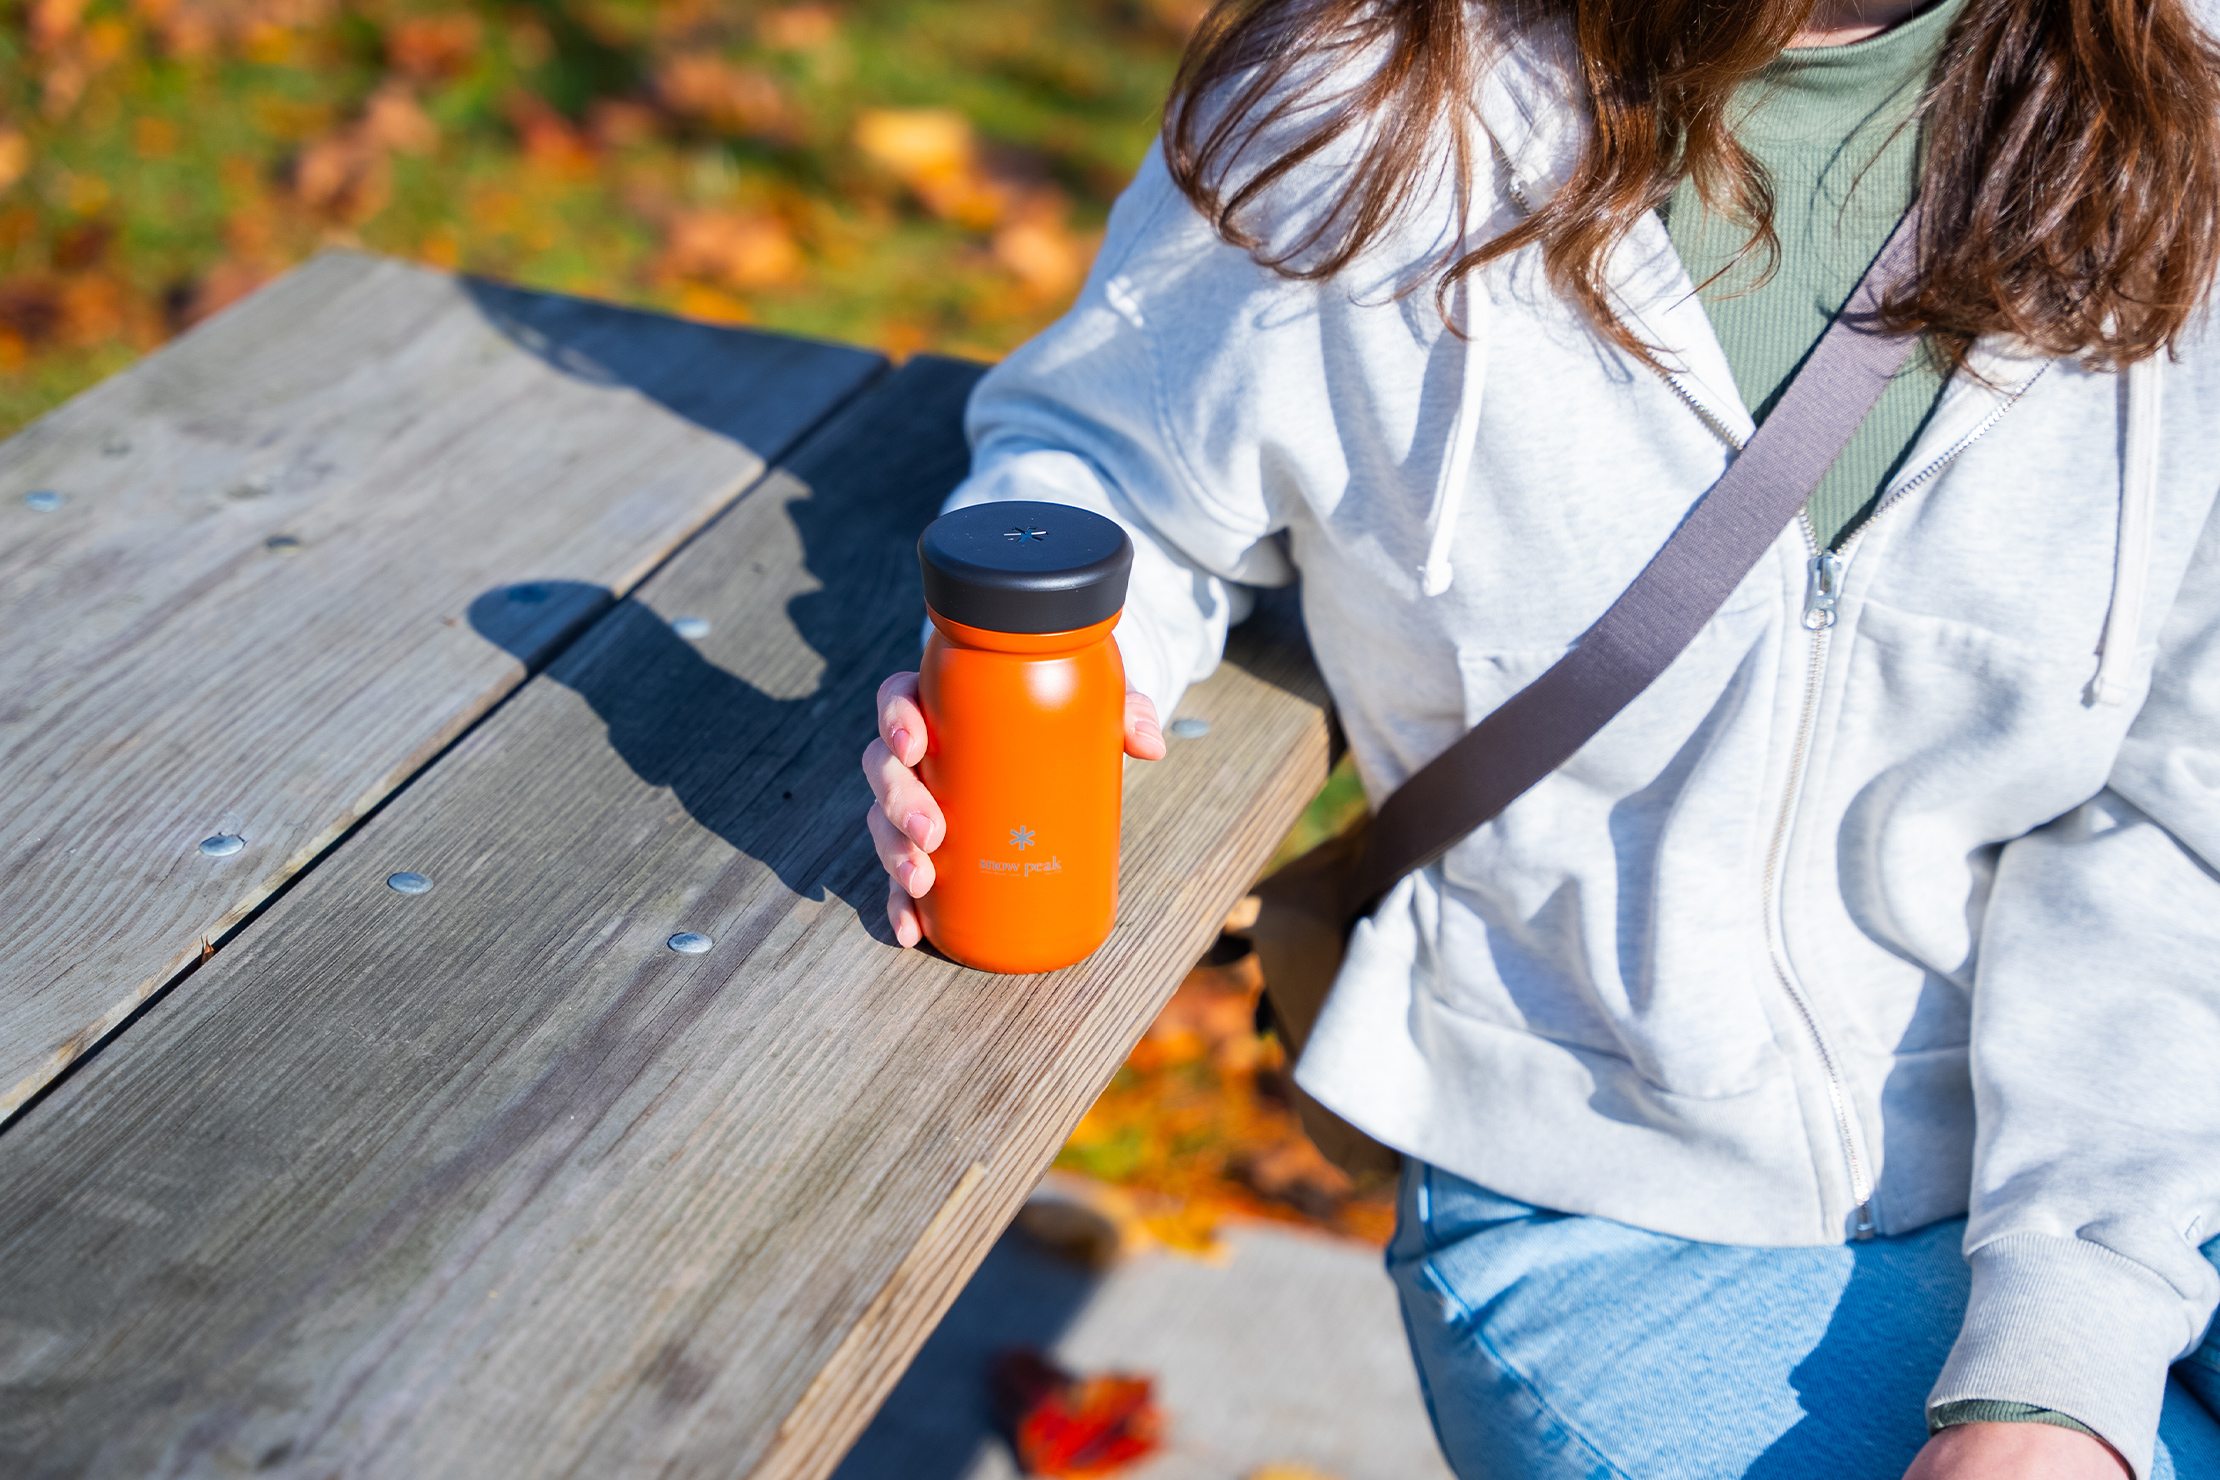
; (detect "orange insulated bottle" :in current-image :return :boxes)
[916,501,1134,973]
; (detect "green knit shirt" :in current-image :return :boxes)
[1662,0,1963,549]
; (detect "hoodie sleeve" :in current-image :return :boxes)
[1929,486,2220,1478]
[938,143,1295,724]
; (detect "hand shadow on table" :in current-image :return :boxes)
[468,575,899,932]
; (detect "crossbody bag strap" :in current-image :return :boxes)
[1342,206,1927,924]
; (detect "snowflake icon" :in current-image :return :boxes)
[1008,825,1037,851]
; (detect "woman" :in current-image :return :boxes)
[862,0,2220,1473]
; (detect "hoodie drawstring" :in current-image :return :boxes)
[1421,275,1489,597]
[2090,353,2162,706]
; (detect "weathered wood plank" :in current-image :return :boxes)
[0,358,1331,1480]
[0,252,883,1121]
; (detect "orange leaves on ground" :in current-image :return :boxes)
[132,116,178,158]
[0,131,30,192]
[289,81,436,225]
[131,0,337,65]
[28,0,128,120]
[1057,929,1398,1250]
[292,132,388,224]
[853,108,1001,228]
[386,13,480,81]
[757,5,839,52]
[854,107,1091,299]
[655,54,791,141]
[992,209,1088,302]
[659,209,801,291]
[505,92,597,178]
[360,84,437,155]
[174,256,270,327]
[29,0,92,52]
[993,1348,1163,1479]
[586,99,661,150]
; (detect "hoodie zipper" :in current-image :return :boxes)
[1517,177,2038,1238]
[1756,378,2034,1239]
[1768,512,1877,1237]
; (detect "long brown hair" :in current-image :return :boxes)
[1166,0,2220,369]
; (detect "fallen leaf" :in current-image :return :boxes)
[587,98,661,149]
[57,274,127,345]
[991,213,1086,300]
[30,0,89,52]
[853,107,1012,229]
[170,258,269,330]
[656,54,789,138]
[0,131,31,192]
[132,116,177,159]
[360,84,438,156]
[993,1348,1163,1478]
[0,278,63,344]
[503,92,596,177]
[387,14,480,80]
[51,218,112,272]
[292,132,390,223]
[759,5,839,50]
[660,209,801,290]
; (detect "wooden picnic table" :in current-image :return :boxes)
[0,252,1330,1479]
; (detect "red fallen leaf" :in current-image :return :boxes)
[991,1347,1163,1478]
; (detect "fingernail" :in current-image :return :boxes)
[904,811,933,848]
[896,861,914,893]
[891,726,911,759]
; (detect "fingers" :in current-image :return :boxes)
[1124,690,1167,761]
[886,874,923,948]
[876,671,927,768]
[862,737,944,853]
[865,668,939,954]
[867,804,936,898]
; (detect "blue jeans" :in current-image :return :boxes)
[1389,1161,2220,1479]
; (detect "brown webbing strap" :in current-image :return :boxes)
[1343,208,1926,923]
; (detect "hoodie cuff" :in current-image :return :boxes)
[1928,1232,2189,1479]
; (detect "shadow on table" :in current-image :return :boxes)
[468,575,899,920]
[832,1225,1099,1480]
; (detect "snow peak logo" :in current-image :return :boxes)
[980,824,1062,877]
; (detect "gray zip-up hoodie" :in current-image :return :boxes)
[941,20,2220,1473]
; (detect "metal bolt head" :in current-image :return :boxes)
[671,616,711,640]
[23,490,62,512]
[386,872,432,895]
[198,834,244,857]
[1168,717,1211,739]
[508,583,550,604]
[667,932,713,955]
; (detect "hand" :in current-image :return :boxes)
[862,671,1168,948]
[1903,1423,2132,1480]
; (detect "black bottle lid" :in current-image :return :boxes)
[918,501,1134,635]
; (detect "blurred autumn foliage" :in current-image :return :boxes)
[3,0,1390,1259]
[0,0,1206,432]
